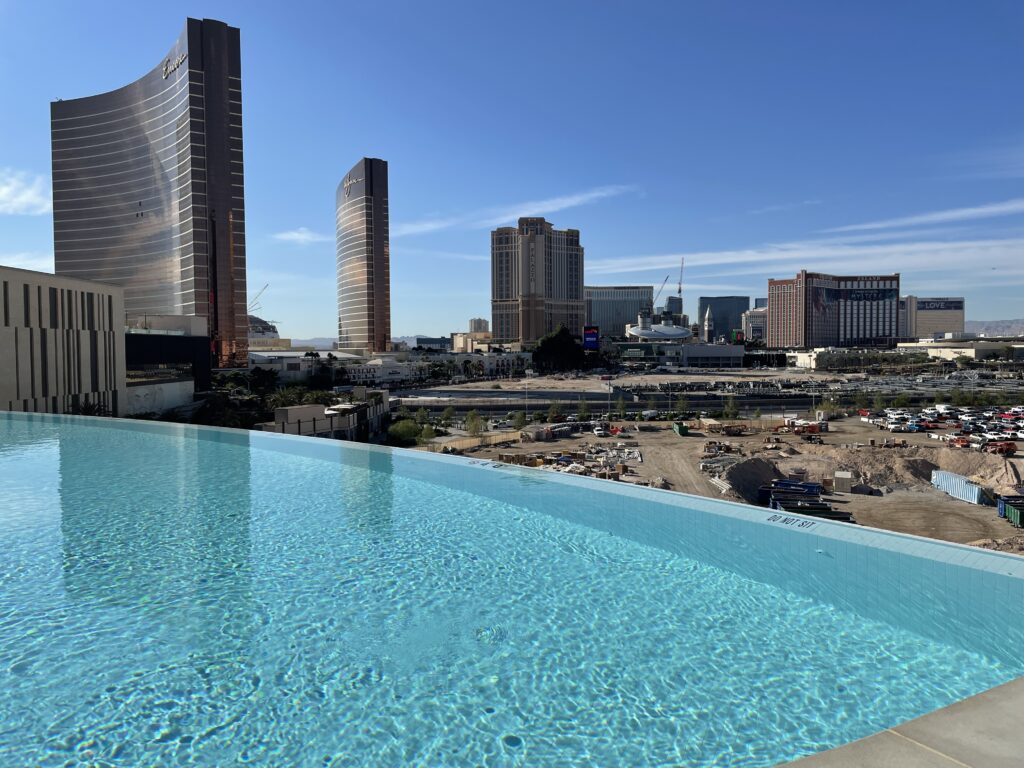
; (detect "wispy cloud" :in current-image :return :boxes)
[272,227,332,244]
[0,169,51,215]
[945,139,1024,180]
[747,199,821,215]
[0,252,54,272]
[587,236,1024,278]
[392,184,635,237]
[823,198,1024,233]
[396,247,489,262]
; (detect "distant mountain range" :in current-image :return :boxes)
[964,319,1024,337]
[290,337,336,349]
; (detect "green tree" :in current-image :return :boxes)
[577,397,590,420]
[249,366,279,396]
[722,395,739,420]
[891,393,911,408]
[415,407,429,425]
[674,392,689,414]
[547,402,562,422]
[466,410,484,437]
[397,404,412,420]
[645,394,657,412]
[387,419,421,446]
[420,424,436,441]
[753,407,762,420]
[440,406,455,427]
[512,411,527,430]
[532,325,586,373]
[532,410,546,423]
[616,395,626,418]
[872,394,887,412]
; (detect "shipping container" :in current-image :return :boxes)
[930,470,993,506]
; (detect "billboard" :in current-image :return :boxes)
[918,299,964,311]
[583,325,600,350]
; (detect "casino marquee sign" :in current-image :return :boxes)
[918,299,964,311]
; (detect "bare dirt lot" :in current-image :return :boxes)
[429,369,853,394]
[463,415,1023,547]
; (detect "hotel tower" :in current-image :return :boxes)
[50,18,248,368]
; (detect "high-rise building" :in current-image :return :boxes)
[697,297,750,337]
[491,218,584,345]
[767,271,900,348]
[742,306,768,340]
[754,297,768,309]
[336,158,391,355]
[469,317,489,333]
[585,285,654,337]
[51,18,247,368]
[898,296,965,339]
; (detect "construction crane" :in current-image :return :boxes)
[677,257,684,299]
[247,283,269,313]
[652,274,671,311]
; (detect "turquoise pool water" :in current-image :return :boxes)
[1,413,1022,767]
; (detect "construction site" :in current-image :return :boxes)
[445,415,1024,549]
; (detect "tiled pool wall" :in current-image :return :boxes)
[6,412,1024,668]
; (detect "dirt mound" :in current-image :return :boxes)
[931,448,1022,494]
[969,535,1024,556]
[768,444,1022,495]
[724,458,783,503]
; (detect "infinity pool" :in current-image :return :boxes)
[1,413,1022,767]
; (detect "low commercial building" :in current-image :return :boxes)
[615,340,744,368]
[249,350,359,383]
[1,266,126,415]
[345,359,430,386]
[414,336,451,351]
[253,389,390,442]
[124,315,211,415]
[450,331,493,353]
[896,338,1024,361]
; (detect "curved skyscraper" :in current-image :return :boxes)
[336,158,391,355]
[51,18,248,368]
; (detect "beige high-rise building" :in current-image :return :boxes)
[898,296,965,339]
[491,218,584,345]
[469,317,489,333]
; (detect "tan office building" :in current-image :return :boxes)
[491,217,584,346]
[1,266,126,415]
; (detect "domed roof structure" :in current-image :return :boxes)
[625,312,693,341]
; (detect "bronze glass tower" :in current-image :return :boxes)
[50,18,248,368]
[336,158,391,354]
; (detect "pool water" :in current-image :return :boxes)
[1,414,1022,767]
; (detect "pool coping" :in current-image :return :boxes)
[10,410,1021,578]
[778,675,1024,767]
[4,411,1024,765]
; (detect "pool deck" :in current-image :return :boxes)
[780,675,1024,767]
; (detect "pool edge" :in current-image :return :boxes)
[778,674,1024,767]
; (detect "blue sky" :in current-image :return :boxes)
[1,0,1022,338]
